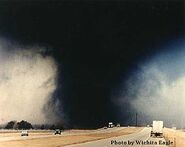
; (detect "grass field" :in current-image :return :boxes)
[163,128,185,147]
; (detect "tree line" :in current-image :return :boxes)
[3,120,64,130]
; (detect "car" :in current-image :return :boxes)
[54,129,61,135]
[21,130,28,136]
[116,123,120,127]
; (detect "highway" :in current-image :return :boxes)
[0,127,173,147]
[0,127,140,147]
[68,127,169,147]
[0,127,128,142]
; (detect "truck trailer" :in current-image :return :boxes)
[150,121,163,137]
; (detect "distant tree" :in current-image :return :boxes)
[49,124,56,130]
[40,124,45,130]
[17,120,33,130]
[5,121,17,129]
[55,124,64,130]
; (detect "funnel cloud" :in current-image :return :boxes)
[0,0,183,128]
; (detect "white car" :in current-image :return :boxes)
[21,130,29,136]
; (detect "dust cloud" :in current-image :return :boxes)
[123,42,185,128]
[0,39,58,124]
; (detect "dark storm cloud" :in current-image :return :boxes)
[0,0,184,128]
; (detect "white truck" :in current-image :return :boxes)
[150,121,163,137]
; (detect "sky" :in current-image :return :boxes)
[0,0,184,128]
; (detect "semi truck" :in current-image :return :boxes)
[150,121,163,137]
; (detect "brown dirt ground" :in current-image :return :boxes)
[0,127,142,147]
[163,128,185,147]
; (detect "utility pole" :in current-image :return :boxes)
[136,113,138,127]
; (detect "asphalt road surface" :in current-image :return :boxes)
[68,127,169,147]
